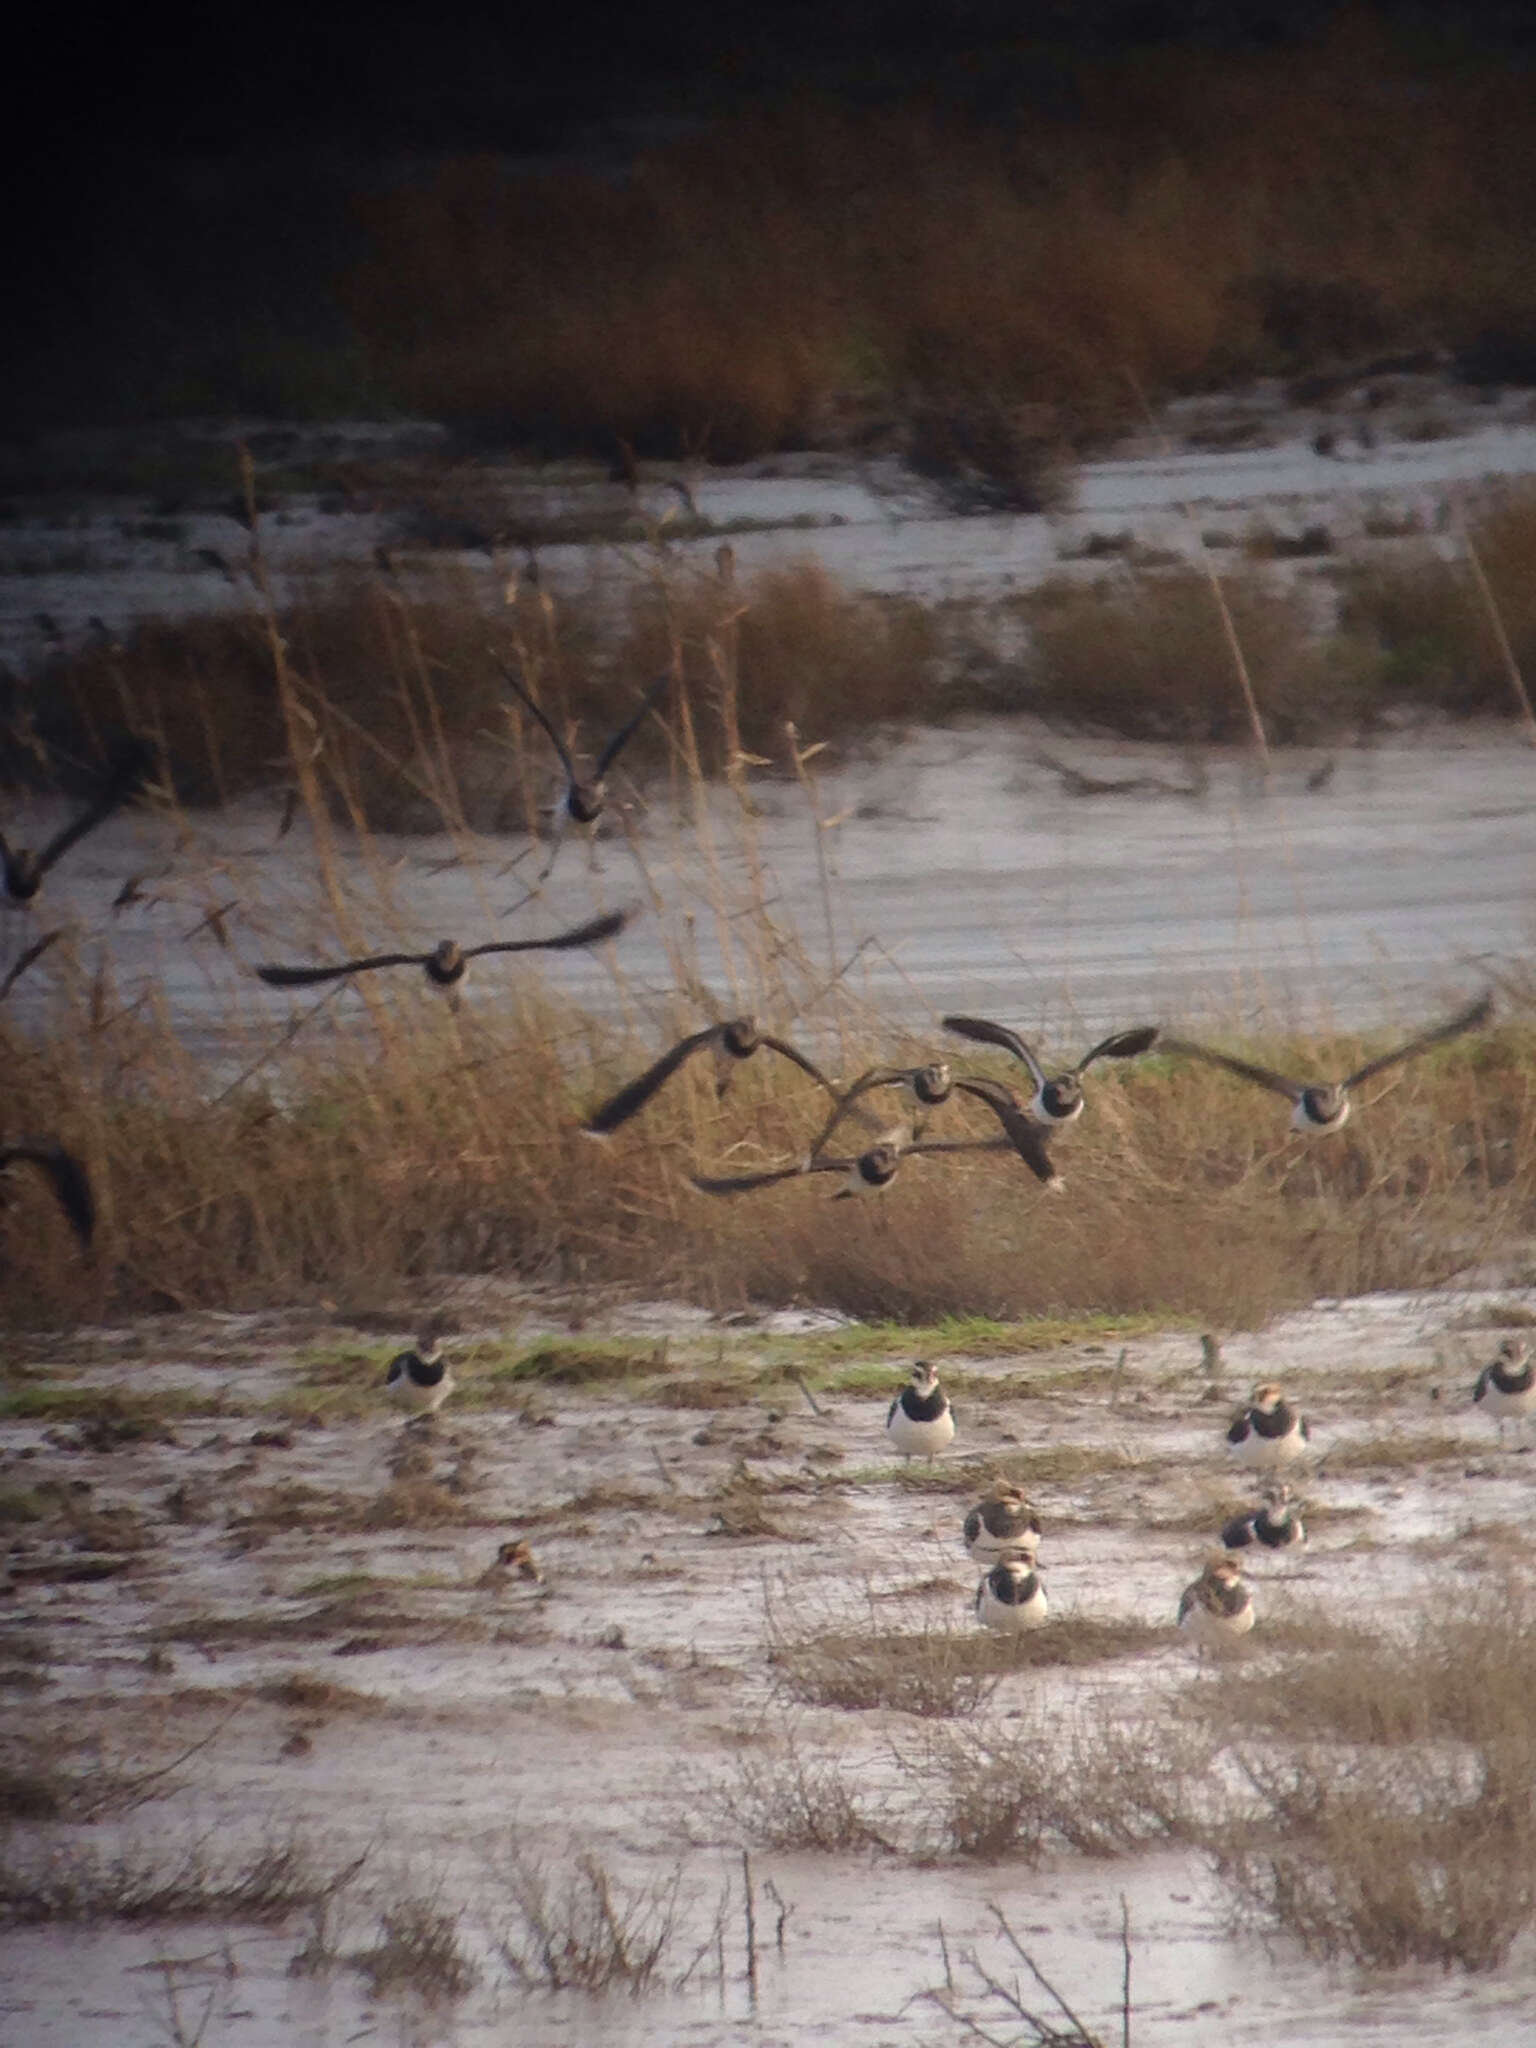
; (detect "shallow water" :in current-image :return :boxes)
[3,1287,1536,2043]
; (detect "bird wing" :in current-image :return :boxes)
[583,1026,723,1135]
[691,1161,828,1196]
[0,1142,95,1248]
[1075,1023,1160,1072]
[1160,1037,1304,1104]
[1226,1412,1252,1444]
[497,662,578,781]
[803,1069,908,1157]
[34,737,153,878]
[950,1079,1060,1186]
[468,907,631,959]
[757,1035,843,1104]
[941,1014,1047,1089]
[1343,990,1492,1089]
[593,674,670,779]
[255,951,425,987]
[0,928,63,1001]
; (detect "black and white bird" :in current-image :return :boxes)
[886,1360,956,1459]
[384,1332,456,1418]
[1162,992,1491,1135]
[499,665,668,876]
[584,1016,838,1136]
[1221,1483,1304,1553]
[1,737,153,904]
[975,1555,1049,1634]
[941,1015,1159,1128]
[963,1481,1043,1565]
[0,1140,95,1250]
[1472,1337,1536,1446]
[1226,1383,1310,1471]
[690,1132,1010,1199]
[1177,1553,1254,1651]
[255,906,630,993]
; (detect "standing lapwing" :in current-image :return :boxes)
[1178,1553,1254,1653]
[499,665,668,877]
[690,1132,1012,1199]
[0,1141,95,1250]
[255,906,630,993]
[1472,1337,1536,1447]
[886,1360,955,1459]
[941,1016,1159,1128]
[1,737,153,904]
[975,1555,1049,1634]
[1161,991,1491,1135]
[1220,1483,1304,1553]
[384,1330,456,1419]
[963,1481,1043,1565]
[1226,1383,1310,1471]
[584,1017,839,1136]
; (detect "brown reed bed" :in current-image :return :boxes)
[4,952,1532,1328]
[338,28,1536,458]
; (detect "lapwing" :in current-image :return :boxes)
[585,1016,839,1136]
[0,1140,95,1250]
[498,664,668,876]
[886,1360,955,1459]
[941,1016,1159,1128]
[1472,1337,1536,1446]
[1,736,153,904]
[255,906,630,992]
[690,1132,1012,1199]
[1162,991,1491,1135]
[384,1332,456,1418]
[963,1481,1043,1565]
[476,1538,542,1588]
[1221,1482,1304,1553]
[1226,1383,1310,1470]
[975,1555,1049,1633]
[1177,1553,1254,1651]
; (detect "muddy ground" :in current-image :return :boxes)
[3,1284,1536,2045]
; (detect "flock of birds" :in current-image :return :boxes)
[1,715,1523,1660]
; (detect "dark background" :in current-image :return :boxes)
[12,2,1536,433]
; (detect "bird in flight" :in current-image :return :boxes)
[1162,991,1491,1134]
[584,1017,839,1137]
[499,664,668,877]
[255,906,631,992]
[1,738,153,903]
[690,1131,1012,1198]
[941,1017,1159,1127]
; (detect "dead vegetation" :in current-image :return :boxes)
[0,1831,351,1927]
[353,1895,479,2001]
[492,1845,697,1997]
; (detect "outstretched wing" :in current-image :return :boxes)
[0,1141,95,1248]
[1343,990,1492,1090]
[1074,1023,1160,1072]
[1160,1037,1304,1105]
[468,907,632,959]
[950,1078,1061,1186]
[691,1159,838,1196]
[497,663,578,782]
[0,928,63,1001]
[804,1067,911,1156]
[34,737,153,879]
[255,951,425,987]
[941,1014,1048,1090]
[757,1034,843,1106]
[594,674,670,779]
[583,1026,723,1135]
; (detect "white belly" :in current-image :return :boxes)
[887,1407,955,1457]
[976,1578,1049,1633]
